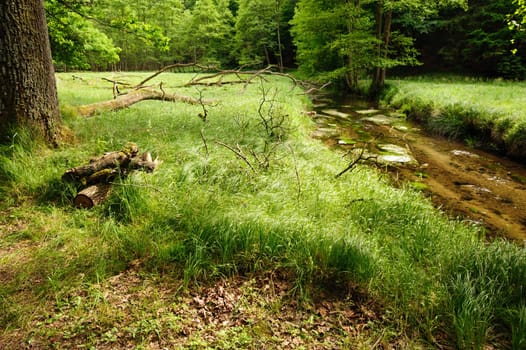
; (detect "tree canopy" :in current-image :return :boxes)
[40,0,526,84]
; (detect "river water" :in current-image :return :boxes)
[309,96,526,243]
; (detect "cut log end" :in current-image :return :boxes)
[74,183,112,209]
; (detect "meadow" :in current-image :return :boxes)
[0,72,524,348]
[383,76,526,159]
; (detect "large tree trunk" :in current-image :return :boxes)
[0,0,62,146]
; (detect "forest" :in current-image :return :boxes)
[46,0,526,84]
[1,0,526,349]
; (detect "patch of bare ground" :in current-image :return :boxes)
[0,261,407,349]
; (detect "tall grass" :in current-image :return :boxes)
[0,72,524,348]
[383,76,526,159]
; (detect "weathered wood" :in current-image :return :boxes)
[62,143,139,184]
[76,88,206,117]
[63,143,159,208]
[74,183,112,209]
[129,152,160,172]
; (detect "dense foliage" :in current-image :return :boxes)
[412,0,526,79]
[45,0,526,83]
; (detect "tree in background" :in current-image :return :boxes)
[291,0,375,89]
[92,0,172,70]
[291,0,467,94]
[45,0,120,70]
[235,0,281,67]
[182,0,236,66]
[0,0,62,146]
[418,0,526,79]
[512,0,526,25]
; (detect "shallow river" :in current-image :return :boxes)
[310,96,526,243]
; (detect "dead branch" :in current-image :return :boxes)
[135,63,215,88]
[287,144,302,201]
[76,88,212,117]
[200,128,209,159]
[76,63,322,118]
[196,88,208,122]
[336,147,378,178]
[214,141,256,173]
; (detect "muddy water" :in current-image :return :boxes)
[310,97,526,243]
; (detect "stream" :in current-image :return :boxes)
[310,96,526,243]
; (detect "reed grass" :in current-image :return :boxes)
[383,76,526,159]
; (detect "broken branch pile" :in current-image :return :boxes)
[62,142,159,208]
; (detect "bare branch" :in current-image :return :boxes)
[214,141,257,173]
[135,63,214,88]
[336,147,378,178]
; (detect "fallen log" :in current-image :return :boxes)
[74,183,112,209]
[63,143,159,208]
[75,88,209,117]
[62,142,139,184]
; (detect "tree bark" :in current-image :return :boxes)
[0,0,62,146]
[62,143,139,184]
[76,88,203,117]
[74,183,112,209]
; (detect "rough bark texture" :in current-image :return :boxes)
[0,0,61,145]
[62,143,139,185]
[76,88,202,117]
[63,143,159,208]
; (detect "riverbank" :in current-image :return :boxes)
[382,76,526,161]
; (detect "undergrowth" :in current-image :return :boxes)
[0,72,524,349]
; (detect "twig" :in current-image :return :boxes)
[287,144,302,201]
[200,128,209,159]
[214,141,256,173]
[336,147,378,178]
[159,82,165,100]
[196,88,208,122]
[371,329,386,349]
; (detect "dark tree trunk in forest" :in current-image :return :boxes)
[370,2,392,97]
[0,0,62,146]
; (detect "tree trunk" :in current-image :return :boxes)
[370,2,391,97]
[276,0,284,73]
[0,0,62,146]
[380,9,393,86]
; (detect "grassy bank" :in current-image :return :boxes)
[0,72,525,348]
[382,76,526,160]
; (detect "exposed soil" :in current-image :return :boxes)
[310,98,526,243]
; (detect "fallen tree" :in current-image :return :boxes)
[63,142,160,208]
[73,64,322,117]
[76,86,206,117]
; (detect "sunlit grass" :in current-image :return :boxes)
[0,72,524,348]
[384,76,526,158]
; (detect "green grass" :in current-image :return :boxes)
[0,72,524,348]
[383,76,526,159]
